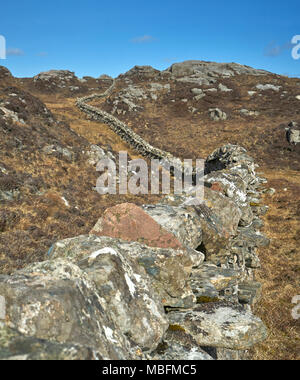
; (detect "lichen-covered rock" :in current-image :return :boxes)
[204,187,242,236]
[205,170,253,226]
[152,328,214,360]
[0,259,142,359]
[238,280,262,305]
[167,302,268,350]
[205,144,255,175]
[190,263,243,303]
[165,61,267,81]
[86,144,116,166]
[49,234,199,309]
[209,108,227,121]
[48,236,170,349]
[0,325,104,360]
[158,190,241,264]
[142,203,204,249]
[235,226,270,248]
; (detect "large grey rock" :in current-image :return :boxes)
[48,236,170,348]
[190,263,243,303]
[0,259,141,359]
[158,189,241,265]
[165,61,268,79]
[203,188,242,236]
[50,234,201,308]
[142,203,204,250]
[205,170,253,226]
[167,302,268,350]
[235,226,270,248]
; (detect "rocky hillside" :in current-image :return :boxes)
[0,62,299,360]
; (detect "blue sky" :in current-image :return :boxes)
[1,0,299,78]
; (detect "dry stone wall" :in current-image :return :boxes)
[76,81,184,169]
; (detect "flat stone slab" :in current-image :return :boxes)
[167,302,268,350]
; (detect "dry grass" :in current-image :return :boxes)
[251,168,300,360]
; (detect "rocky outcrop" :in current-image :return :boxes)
[0,66,12,79]
[33,70,79,92]
[165,60,268,86]
[0,144,270,360]
[121,65,160,80]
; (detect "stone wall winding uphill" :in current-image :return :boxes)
[0,144,270,360]
[76,81,183,166]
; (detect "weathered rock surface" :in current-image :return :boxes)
[286,123,300,145]
[190,263,243,303]
[209,108,227,121]
[48,236,171,347]
[91,203,185,250]
[158,189,241,264]
[167,302,268,350]
[0,325,104,360]
[152,328,214,360]
[205,170,253,226]
[50,234,198,309]
[0,259,142,359]
[165,61,268,84]
[141,203,204,249]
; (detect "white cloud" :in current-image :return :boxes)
[6,48,24,56]
[37,52,48,57]
[131,35,156,44]
[264,41,293,57]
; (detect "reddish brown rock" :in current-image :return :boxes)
[90,203,184,250]
[210,182,224,193]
